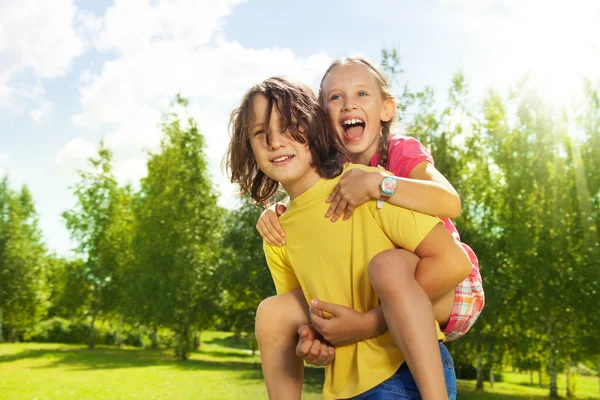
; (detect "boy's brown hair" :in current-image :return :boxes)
[226,76,347,205]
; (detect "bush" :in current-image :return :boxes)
[103,324,144,347]
[25,317,89,344]
[454,361,503,382]
[23,318,178,349]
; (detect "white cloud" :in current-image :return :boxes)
[0,152,11,177]
[94,0,245,55]
[69,0,331,208]
[56,138,97,169]
[80,69,92,83]
[114,157,148,185]
[0,0,84,108]
[29,101,53,123]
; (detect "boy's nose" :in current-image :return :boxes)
[268,130,286,149]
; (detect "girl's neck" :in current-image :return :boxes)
[351,146,379,166]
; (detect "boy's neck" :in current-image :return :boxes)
[281,169,322,200]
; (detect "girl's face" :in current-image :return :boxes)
[321,64,394,165]
[248,94,320,199]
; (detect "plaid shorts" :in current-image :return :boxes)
[442,265,485,341]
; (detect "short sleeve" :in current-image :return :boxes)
[369,202,442,252]
[263,242,301,294]
[386,136,435,178]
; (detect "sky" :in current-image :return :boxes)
[1,0,599,257]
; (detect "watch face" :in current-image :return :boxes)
[381,177,397,196]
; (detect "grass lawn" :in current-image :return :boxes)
[1,332,598,399]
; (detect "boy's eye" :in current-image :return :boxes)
[330,94,341,101]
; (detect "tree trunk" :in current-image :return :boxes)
[596,358,599,398]
[476,345,484,390]
[179,323,189,361]
[0,307,4,343]
[151,324,158,349]
[88,291,101,349]
[488,346,495,388]
[116,315,123,347]
[539,365,543,388]
[9,328,17,342]
[193,328,200,352]
[566,352,572,397]
[530,369,533,385]
[548,321,558,398]
[88,310,97,349]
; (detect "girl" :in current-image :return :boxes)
[227,76,469,399]
[256,57,485,392]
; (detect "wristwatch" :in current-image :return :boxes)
[379,174,398,201]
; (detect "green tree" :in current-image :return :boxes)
[218,196,275,350]
[132,95,223,359]
[0,178,48,341]
[62,143,122,349]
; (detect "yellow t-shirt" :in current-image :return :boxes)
[263,163,445,399]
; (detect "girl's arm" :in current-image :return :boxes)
[256,202,287,246]
[325,162,461,221]
[391,161,461,218]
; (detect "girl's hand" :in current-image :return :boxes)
[308,299,376,346]
[325,170,381,222]
[256,202,287,246]
[295,325,335,366]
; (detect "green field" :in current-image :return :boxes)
[0,332,598,399]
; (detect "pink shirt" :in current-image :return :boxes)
[370,135,479,268]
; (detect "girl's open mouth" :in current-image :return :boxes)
[342,119,366,142]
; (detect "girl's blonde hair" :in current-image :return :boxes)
[318,56,397,168]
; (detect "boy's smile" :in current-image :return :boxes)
[249,94,320,199]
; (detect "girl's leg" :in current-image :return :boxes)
[369,249,451,400]
[255,289,309,400]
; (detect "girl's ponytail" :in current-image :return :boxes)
[378,122,391,168]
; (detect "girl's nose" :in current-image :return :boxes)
[342,100,357,111]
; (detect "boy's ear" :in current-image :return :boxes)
[381,98,395,123]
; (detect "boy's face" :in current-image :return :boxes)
[249,94,320,198]
[321,64,394,164]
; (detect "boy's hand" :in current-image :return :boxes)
[309,299,381,346]
[256,202,287,246]
[296,325,335,366]
[325,170,381,222]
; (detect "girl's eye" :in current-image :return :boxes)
[253,130,265,137]
[358,91,368,97]
[330,94,341,101]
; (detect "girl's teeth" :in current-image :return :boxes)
[344,119,363,125]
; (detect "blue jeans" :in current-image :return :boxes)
[351,342,457,399]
